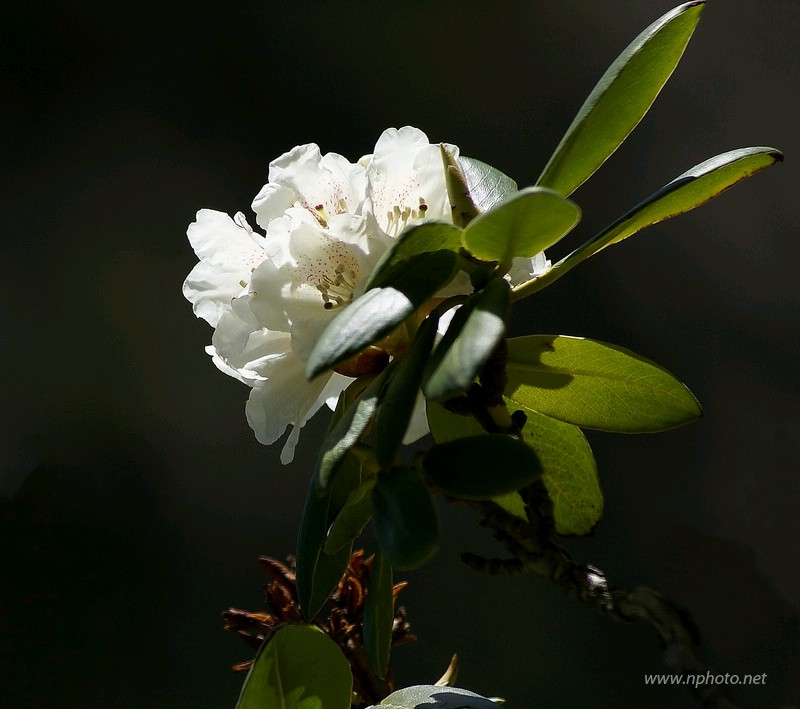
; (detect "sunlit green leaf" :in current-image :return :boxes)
[296,454,362,621]
[423,434,541,500]
[514,146,783,300]
[374,317,437,468]
[425,400,485,443]
[424,278,510,401]
[323,478,375,554]
[372,466,439,570]
[369,684,501,708]
[506,335,701,432]
[537,1,705,196]
[459,156,519,212]
[307,250,458,379]
[509,400,602,535]
[365,222,463,291]
[461,187,580,268]
[492,491,528,522]
[573,147,782,257]
[363,550,393,679]
[236,624,351,709]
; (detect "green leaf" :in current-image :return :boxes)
[426,402,528,521]
[370,685,501,708]
[374,317,438,468]
[458,156,519,212]
[423,434,541,500]
[424,278,510,401]
[505,335,702,432]
[363,550,394,679]
[510,400,602,535]
[537,1,705,196]
[307,250,458,379]
[426,400,485,443]
[461,187,580,268]
[573,147,783,257]
[513,146,783,300]
[316,370,392,491]
[425,399,600,532]
[323,478,375,554]
[236,624,352,709]
[296,454,362,621]
[372,466,439,570]
[365,222,463,291]
[492,491,529,522]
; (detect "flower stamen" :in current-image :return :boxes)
[313,204,330,229]
[385,196,428,236]
[316,263,358,310]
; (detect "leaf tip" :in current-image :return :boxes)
[768,149,785,163]
[305,357,325,381]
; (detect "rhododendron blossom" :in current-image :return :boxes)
[183,127,549,462]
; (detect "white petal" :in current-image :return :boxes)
[183,259,245,327]
[324,372,355,410]
[183,210,267,327]
[244,352,334,463]
[252,143,367,231]
[507,253,552,287]
[213,308,292,373]
[205,345,261,385]
[211,298,262,361]
[245,257,292,332]
[367,126,459,234]
[250,182,296,229]
[187,209,265,260]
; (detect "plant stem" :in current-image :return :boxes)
[452,482,739,709]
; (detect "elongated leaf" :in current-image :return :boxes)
[297,454,362,621]
[506,335,701,432]
[370,685,500,708]
[537,1,705,196]
[459,156,519,212]
[424,278,510,401]
[579,147,782,257]
[317,368,392,490]
[462,187,580,268]
[513,146,783,300]
[236,624,352,709]
[323,478,375,554]
[363,550,394,679]
[307,250,458,379]
[372,466,439,570]
[374,317,438,467]
[423,434,541,499]
[510,400,602,535]
[365,222,463,291]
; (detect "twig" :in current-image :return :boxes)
[453,479,739,709]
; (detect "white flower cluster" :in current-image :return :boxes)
[183,127,548,463]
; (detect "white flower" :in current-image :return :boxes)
[184,127,459,462]
[184,127,552,463]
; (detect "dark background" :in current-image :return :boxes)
[2,1,798,707]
